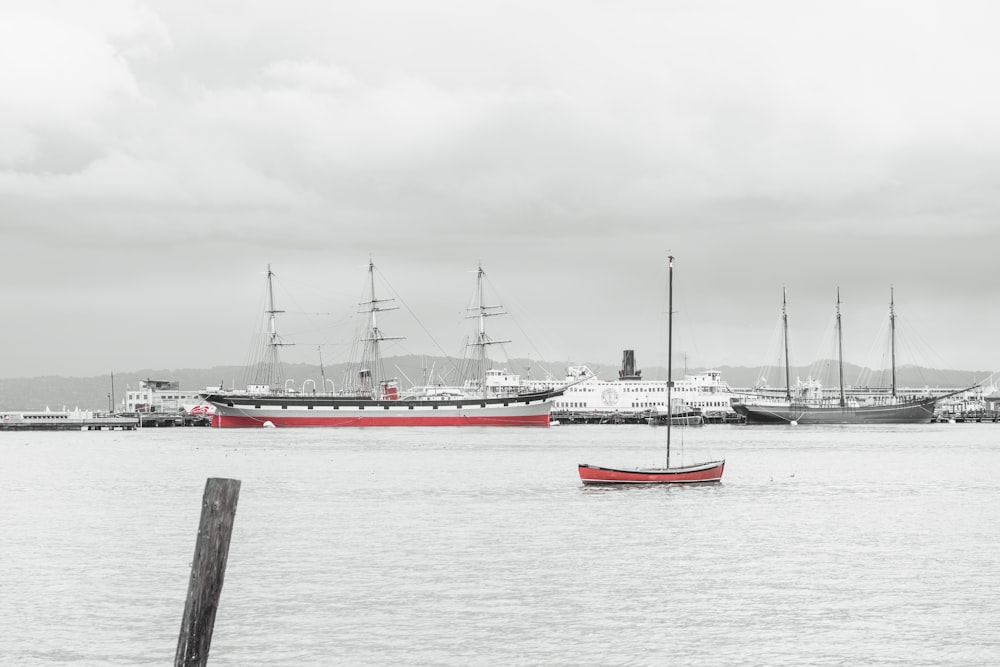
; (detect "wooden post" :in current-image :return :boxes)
[175,478,241,667]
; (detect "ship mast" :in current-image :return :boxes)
[890,287,897,399]
[466,265,509,398]
[358,259,402,398]
[666,255,674,468]
[782,286,791,403]
[836,287,845,408]
[318,346,327,395]
[254,264,289,391]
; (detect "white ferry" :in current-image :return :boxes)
[524,350,739,422]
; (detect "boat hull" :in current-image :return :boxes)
[647,412,704,427]
[202,391,560,428]
[578,460,725,484]
[732,397,939,424]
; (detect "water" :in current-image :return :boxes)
[2,424,998,666]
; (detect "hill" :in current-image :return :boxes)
[0,356,991,412]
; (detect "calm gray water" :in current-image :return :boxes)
[2,424,998,666]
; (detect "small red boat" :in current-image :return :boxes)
[578,460,725,485]
[578,256,725,485]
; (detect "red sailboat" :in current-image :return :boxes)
[578,256,725,485]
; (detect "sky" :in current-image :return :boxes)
[3,0,999,380]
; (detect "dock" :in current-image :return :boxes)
[0,409,211,431]
[932,410,1000,423]
[0,411,139,431]
[551,409,743,425]
[138,412,212,428]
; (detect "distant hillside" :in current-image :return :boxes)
[0,356,991,411]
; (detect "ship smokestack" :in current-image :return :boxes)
[619,350,642,380]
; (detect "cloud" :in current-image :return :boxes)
[2,0,1000,378]
[263,60,360,90]
[0,3,170,165]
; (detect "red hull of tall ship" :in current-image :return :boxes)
[210,413,553,428]
[212,416,549,428]
[578,460,726,484]
[202,390,561,428]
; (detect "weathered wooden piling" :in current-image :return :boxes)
[175,478,241,667]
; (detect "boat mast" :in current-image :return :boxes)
[890,287,897,399]
[358,259,402,398]
[836,287,845,408]
[782,287,791,403]
[666,255,674,468]
[466,265,509,398]
[260,264,288,390]
[318,346,327,395]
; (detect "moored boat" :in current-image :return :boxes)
[203,393,559,427]
[578,255,725,485]
[647,405,704,427]
[202,262,567,427]
[579,460,725,484]
[732,395,942,425]
[734,288,966,425]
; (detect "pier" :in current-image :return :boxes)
[551,409,744,425]
[0,409,211,431]
[138,412,212,428]
[0,412,139,431]
[551,408,1000,425]
[932,410,1000,423]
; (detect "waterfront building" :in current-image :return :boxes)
[124,379,213,414]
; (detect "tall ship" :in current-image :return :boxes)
[527,349,739,423]
[201,262,566,427]
[733,289,961,425]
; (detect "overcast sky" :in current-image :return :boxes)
[3,0,999,381]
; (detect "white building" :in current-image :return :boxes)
[124,379,214,415]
